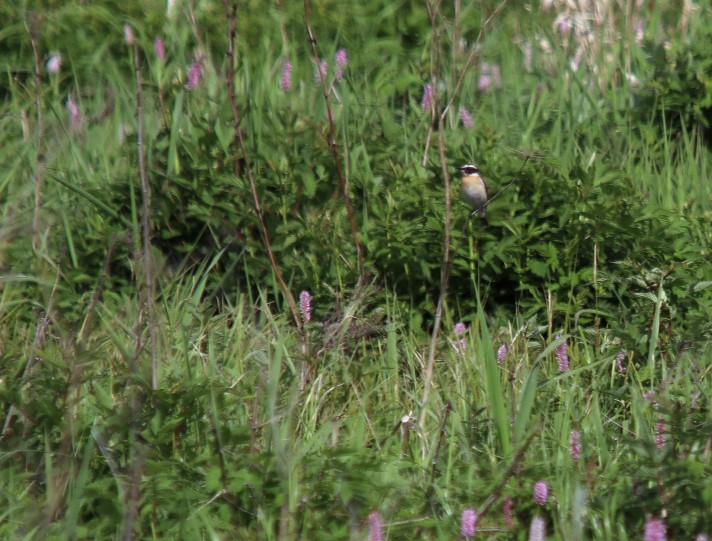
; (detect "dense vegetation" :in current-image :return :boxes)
[1,0,710,539]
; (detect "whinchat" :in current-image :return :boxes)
[459,163,489,225]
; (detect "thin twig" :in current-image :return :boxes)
[120,38,153,541]
[28,16,44,251]
[133,42,159,390]
[420,0,449,435]
[223,1,303,332]
[303,0,363,276]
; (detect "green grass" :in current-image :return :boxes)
[1,0,711,539]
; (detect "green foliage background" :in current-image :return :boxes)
[0,0,711,539]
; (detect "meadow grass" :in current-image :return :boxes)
[0,0,711,539]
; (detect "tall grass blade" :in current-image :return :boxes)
[476,295,511,457]
[513,364,539,448]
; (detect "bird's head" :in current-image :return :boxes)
[458,164,480,176]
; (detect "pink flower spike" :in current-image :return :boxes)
[334,49,347,80]
[615,350,626,373]
[313,58,328,83]
[421,82,433,111]
[477,74,491,91]
[533,480,549,505]
[334,48,349,81]
[185,61,203,89]
[66,97,81,128]
[459,106,474,128]
[555,334,569,373]
[503,497,514,529]
[452,338,466,356]
[558,17,572,35]
[334,49,349,81]
[154,37,166,63]
[454,322,466,335]
[460,508,477,538]
[570,429,581,460]
[46,52,62,75]
[280,59,293,91]
[497,344,507,365]
[644,517,667,541]
[335,48,348,67]
[368,512,383,541]
[299,290,312,323]
[529,515,546,541]
[655,419,665,451]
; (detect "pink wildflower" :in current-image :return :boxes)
[154,37,166,63]
[615,351,626,373]
[421,82,433,112]
[461,508,477,538]
[655,419,665,451]
[570,429,581,460]
[280,59,293,91]
[503,497,514,529]
[533,480,548,506]
[334,48,348,80]
[478,63,502,92]
[459,106,474,128]
[66,97,81,128]
[452,322,466,356]
[46,52,62,75]
[555,334,569,373]
[368,512,383,541]
[299,290,312,323]
[497,343,507,366]
[313,58,328,83]
[335,48,348,67]
[477,74,491,91]
[644,517,667,541]
[558,16,572,35]
[529,515,546,541]
[452,338,466,356]
[185,60,203,89]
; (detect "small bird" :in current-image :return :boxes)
[459,163,489,225]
